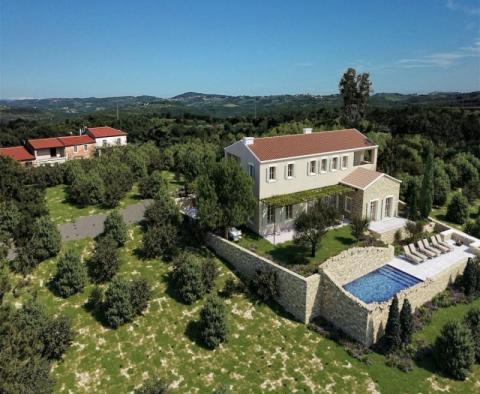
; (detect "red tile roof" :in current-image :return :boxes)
[246,129,376,161]
[86,126,127,138]
[58,135,95,146]
[341,167,401,190]
[27,137,65,150]
[0,146,35,162]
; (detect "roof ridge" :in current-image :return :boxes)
[252,128,358,141]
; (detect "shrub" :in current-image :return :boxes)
[201,258,218,293]
[351,216,369,240]
[384,295,401,353]
[40,315,75,360]
[11,247,39,276]
[135,377,169,394]
[434,320,475,380]
[130,277,151,316]
[87,286,104,312]
[405,221,424,243]
[400,299,414,345]
[199,295,228,349]
[394,229,403,244]
[103,278,134,328]
[446,192,469,225]
[142,224,178,259]
[171,252,206,304]
[139,171,168,199]
[102,210,127,246]
[88,236,120,283]
[385,351,414,372]
[0,262,11,303]
[221,277,239,298]
[464,307,480,362]
[461,258,479,297]
[29,216,61,262]
[251,267,279,302]
[51,249,88,297]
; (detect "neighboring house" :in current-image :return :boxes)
[57,135,96,159]
[224,128,401,237]
[0,146,35,166]
[86,126,128,148]
[25,137,68,166]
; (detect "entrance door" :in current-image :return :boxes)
[385,197,393,218]
[370,200,378,221]
[50,148,57,157]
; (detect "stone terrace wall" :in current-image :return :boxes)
[205,233,321,323]
[321,246,394,286]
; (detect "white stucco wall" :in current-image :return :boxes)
[93,135,127,148]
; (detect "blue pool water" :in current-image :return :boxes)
[343,265,422,304]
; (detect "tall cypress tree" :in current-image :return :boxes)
[407,180,419,220]
[400,299,414,345]
[420,144,434,219]
[462,258,478,297]
[385,295,401,352]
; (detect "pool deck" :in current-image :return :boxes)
[388,240,476,281]
[369,217,409,234]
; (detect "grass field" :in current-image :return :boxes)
[46,171,183,225]
[6,223,479,393]
[431,192,480,231]
[238,225,358,275]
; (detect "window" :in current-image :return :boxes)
[385,196,393,217]
[84,144,88,151]
[287,163,294,178]
[248,163,255,180]
[116,138,121,145]
[267,205,275,224]
[73,145,78,153]
[345,197,352,213]
[285,205,293,220]
[102,140,107,147]
[320,158,328,173]
[268,166,276,182]
[332,157,339,171]
[342,155,348,169]
[309,160,316,175]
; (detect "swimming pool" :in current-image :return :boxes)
[343,265,422,304]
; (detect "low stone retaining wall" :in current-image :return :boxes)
[321,246,394,286]
[205,233,321,323]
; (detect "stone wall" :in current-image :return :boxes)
[321,246,394,285]
[205,233,321,323]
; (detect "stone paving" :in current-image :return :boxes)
[59,200,152,241]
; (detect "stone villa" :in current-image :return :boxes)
[225,128,402,241]
[0,126,127,166]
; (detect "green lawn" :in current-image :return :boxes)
[5,223,479,393]
[238,225,358,275]
[46,184,142,225]
[46,171,183,225]
[431,191,480,231]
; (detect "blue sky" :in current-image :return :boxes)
[0,0,479,98]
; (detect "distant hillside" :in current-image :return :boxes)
[1,91,478,121]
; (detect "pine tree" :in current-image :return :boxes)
[384,295,401,352]
[462,258,478,297]
[420,144,434,219]
[434,321,475,380]
[199,295,228,349]
[400,299,414,345]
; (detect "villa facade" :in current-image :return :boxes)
[0,126,127,167]
[225,128,401,238]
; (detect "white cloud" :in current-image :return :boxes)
[397,39,480,68]
[445,0,480,15]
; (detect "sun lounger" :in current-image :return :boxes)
[421,239,442,256]
[403,245,423,264]
[434,234,454,251]
[416,241,436,258]
[430,236,450,253]
[408,243,429,260]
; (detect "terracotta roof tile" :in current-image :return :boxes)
[247,129,376,161]
[58,135,95,146]
[26,137,65,150]
[86,126,127,138]
[0,146,35,161]
[340,167,385,190]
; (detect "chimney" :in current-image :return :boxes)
[303,128,313,134]
[242,136,254,146]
